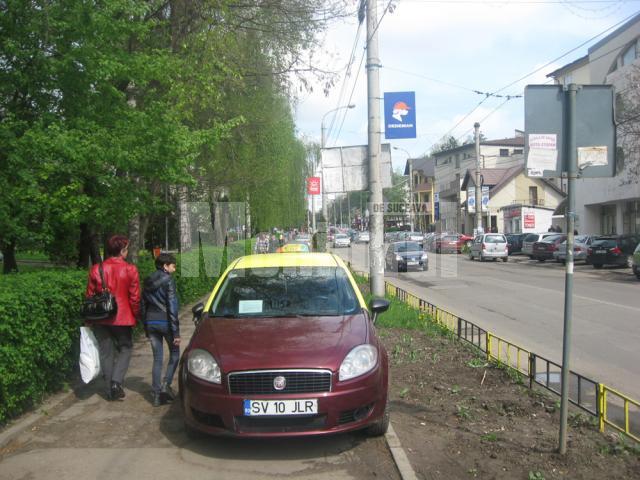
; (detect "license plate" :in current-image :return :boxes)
[407,261,418,265]
[596,250,607,254]
[243,399,318,416]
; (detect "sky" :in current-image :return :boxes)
[293,0,640,174]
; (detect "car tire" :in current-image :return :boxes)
[184,421,204,440]
[479,254,485,262]
[366,399,389,437]
[538,258,545,263]
[469,253,474,261]
[593,264,603,269]
[528,255,534,260]
[502,257,508,263]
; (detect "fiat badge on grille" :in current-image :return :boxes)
[273,375,286,390]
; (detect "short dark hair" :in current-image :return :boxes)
[106,235,129,256]
[155,253,177,270]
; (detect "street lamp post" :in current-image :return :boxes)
[320,104,355,224]
[393,146,414,231]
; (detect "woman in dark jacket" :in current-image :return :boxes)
[141,253,180,406]
[85,235,140,400]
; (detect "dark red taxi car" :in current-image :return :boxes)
[179,253,390,438]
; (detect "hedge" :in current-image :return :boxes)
[0,238,252,425]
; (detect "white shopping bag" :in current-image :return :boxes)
[79,326,101,383]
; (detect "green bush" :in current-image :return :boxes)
[0,239,253,425]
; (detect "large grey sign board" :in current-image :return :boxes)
[524,84,615,178]
[321,143,393,193]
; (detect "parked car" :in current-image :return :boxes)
[505,233,526,255]
[632,243,640,279]
[586,234,640,269]
[434,234,468,254]
[522,232,560,259]
[356,231,370,243]
[468,233,509,262]
[532,234,567,262]
[180,252,390,437]
[333,233,351,248]
[385,241,428,272]
[553,235,596,264]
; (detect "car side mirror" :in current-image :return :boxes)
[192,302,204,325]
[369,298,390,324]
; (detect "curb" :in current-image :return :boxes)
[385,422,419,480]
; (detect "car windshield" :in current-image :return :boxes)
[211,266,359,317]
[443,235,458,241]
[484,235,505,243]
[335,234,348,239]
[394,242,422,252]
[524,234,539,242]
[542,235,563,243]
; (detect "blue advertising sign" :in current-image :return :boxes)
[384,92,416,139]
[434,192,439,221]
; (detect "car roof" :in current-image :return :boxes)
[232,253,339,269]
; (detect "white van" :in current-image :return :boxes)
[469,233,509,262]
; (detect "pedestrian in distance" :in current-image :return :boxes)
[85,235,140,401]
[141,253,181,407]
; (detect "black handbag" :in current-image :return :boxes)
[81,263,118,321]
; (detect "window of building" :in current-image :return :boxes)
[622,43,637,67]
[514,149,523,154]
[601,205,617,235]
[529,186,538,205]
[455,154,460,169]
[623,201,639,234]
[499,149,509,157]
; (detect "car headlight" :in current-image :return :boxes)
[339,344,378,381]
[395,255,402,261]
[421,253,428,259]
[187,349,221,384]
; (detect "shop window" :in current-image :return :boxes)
[499,149,509,157]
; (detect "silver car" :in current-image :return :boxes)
[469,233,509,262]
[333,233,351,248]
[553,235,596,264]
[522,232,559,258]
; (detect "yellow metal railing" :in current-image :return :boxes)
[600,384,640,442]
[487,332,531,377]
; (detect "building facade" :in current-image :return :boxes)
[432,135,525,232]
[404,156,435,232]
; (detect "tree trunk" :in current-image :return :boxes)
[139,214,150,254]
[1,241,18,274]
[78,223,92,268]
[128,214,141,264]
[178,185,192,252]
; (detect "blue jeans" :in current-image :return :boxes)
[148,323,180,394]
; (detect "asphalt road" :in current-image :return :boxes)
[335,243,640,402]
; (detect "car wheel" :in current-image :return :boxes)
[528,255,534,260]
[502,257,508,263]
[561,259,566,265]
[479,254,485,262]
[366,399,389,437]
[469,253,474,261]
[593,264,603,269]
[636,273,640,280]
[538,258,545,263]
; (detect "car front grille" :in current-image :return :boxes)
[228,369,332,395]
[235,414,326,433]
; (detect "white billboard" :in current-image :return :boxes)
[320,144,393,194]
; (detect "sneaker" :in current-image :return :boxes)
[110,382,125,400]
[152,392,162,407]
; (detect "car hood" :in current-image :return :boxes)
[191,314,370,373]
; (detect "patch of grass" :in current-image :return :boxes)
[528,472,545,480]
[456,404,472,420]
[451,385,461,394]
[15,251,50,262]
[481,432,499,442]
[467,358,488,368]
[399,387,410,398]
[599,433,640,456]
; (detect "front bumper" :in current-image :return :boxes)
[181,366,387,438]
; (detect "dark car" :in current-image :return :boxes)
[532,234,567,262]
[180,253,390,438]
[505,233,525,255]
[632,243,640,279]
[587,234,640,269]
[385,241,428,272]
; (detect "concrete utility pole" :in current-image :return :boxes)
[559,84,578,455]
[474,122,482,234]
[366,0,384,297]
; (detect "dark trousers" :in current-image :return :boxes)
[93,325,133,388]
[148,324,180,394]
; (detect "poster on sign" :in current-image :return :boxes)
[524,213,536,229]
[307,177,320,195]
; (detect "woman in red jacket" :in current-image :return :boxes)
[86,235,140,401]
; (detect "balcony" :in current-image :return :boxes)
[438,179,460,199]
[412,181,433,193]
